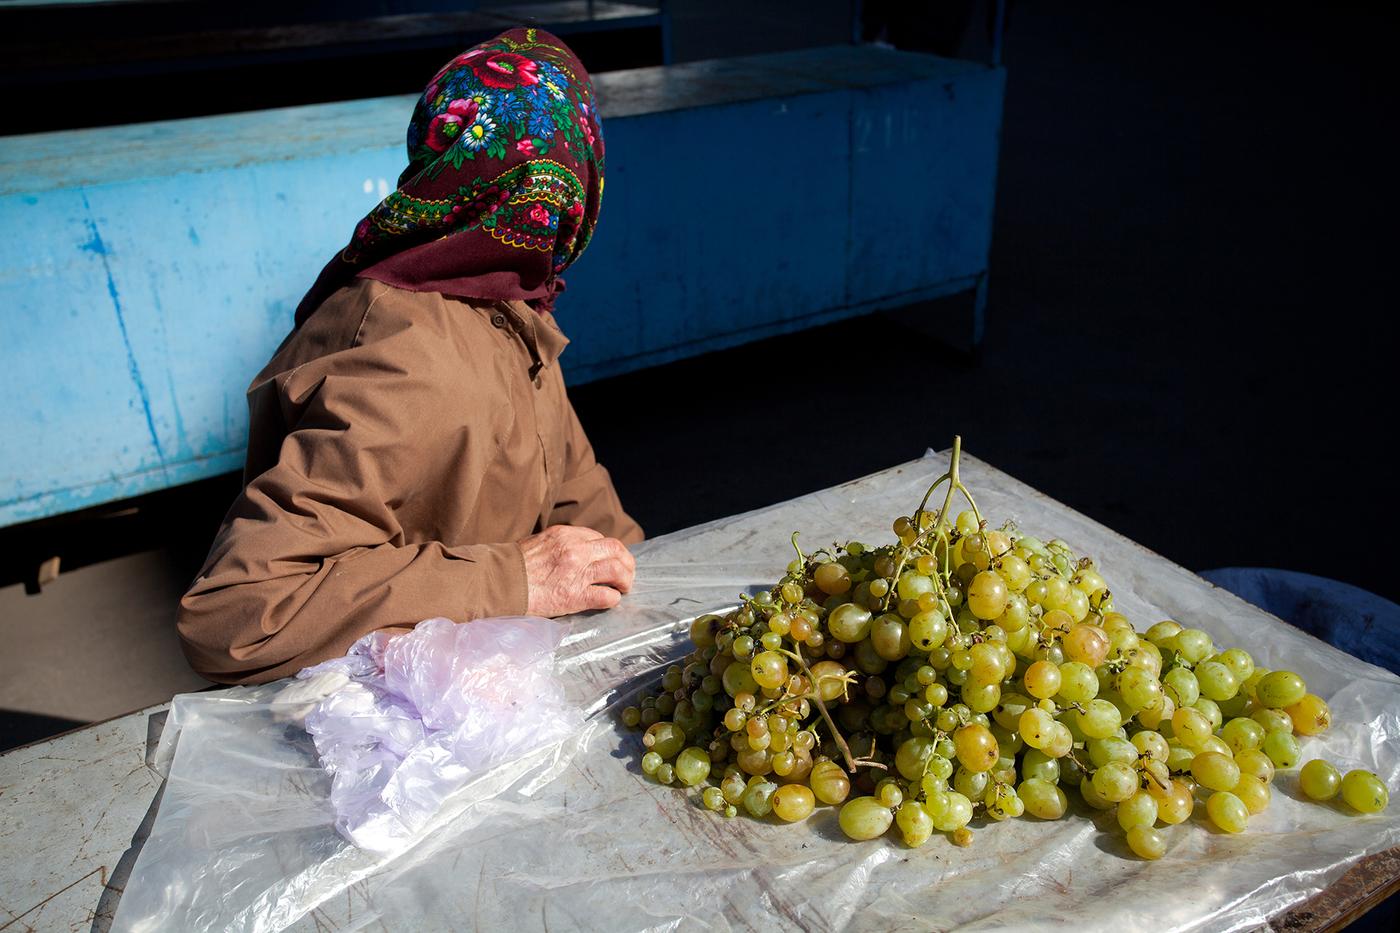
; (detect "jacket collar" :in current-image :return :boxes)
[497,300,569,376]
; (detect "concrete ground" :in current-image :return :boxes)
[2,0,1394,753]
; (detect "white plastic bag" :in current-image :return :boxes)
[297,616,576,853]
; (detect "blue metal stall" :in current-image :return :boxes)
[0,45,1003,526]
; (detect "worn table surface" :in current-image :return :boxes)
[0,705,167,931]
[1,454,1396,931]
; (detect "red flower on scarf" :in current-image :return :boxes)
[472,52,540,88]
[516,138,538,155]
[528,204,552,226]
[446,98,480,121]
[425,114,464,152]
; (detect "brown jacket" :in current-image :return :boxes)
[177,279,643,684]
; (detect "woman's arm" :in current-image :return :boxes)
[178,297,530,685]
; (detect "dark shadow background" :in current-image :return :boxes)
[577,1,1397,603]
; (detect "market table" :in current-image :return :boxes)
[1,452,1397,931]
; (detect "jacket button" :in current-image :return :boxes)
[490,313,508,328]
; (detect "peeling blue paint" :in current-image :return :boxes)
[79,231,110,255]
[79,190,168,475]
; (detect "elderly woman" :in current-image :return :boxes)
[178,29,641,684]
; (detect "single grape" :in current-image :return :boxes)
[1076,699,1122,739]
[1219,717,1266,754]
[1043,722,1075,759]
[1156,780,1195,825]
[1145,620,1183,644]
[643,722,686,759]
[1235,748,1276,784]
[828,604,873,643]
[689,615,721,649]
[1256,670,1308,709]
[1019,778,1069,820]
[1206,791,1248,833]
[742,780,778,818]
[809,759,852,805]
[1131,730,1169,762]
[1299,759,1342,801]
[1198,735,1233,759]
[1172,707,1213,749]
[641,751,663,775]
[954,724,999,773]
[1117,667,1163,711]
[931,791,974,831]
[720,770,747,804]
[1091,762,1139,803]
[675,747,712,786]
[1173,629,1214,664]
[771,784,816,822]
[722,661,761,698]
[1340,771,1389,814]
[1126,825,1167,860]
[1192,752,1242,793]
[1252,707,1293,735]
[967,571,1010,620]
[750,651,789,690]
[953,766,990,801]
[655,763,676,785]
[1162,667,1201,708]
[1262,731,1302,769]
[1195,661,1239,702]
[1233,773,1271,815]
[1194,697,1223,732]
[1285,694,1332,736]
[1063,624,1111,667]
[909,610,949,651]
[1088,736,1137,768]
[1023,660,1062,700]
[1057,662,1099,703]
[702,787,726,811]
[1117,791,1159,831]
[896,800,935,847]
[814,561,852,595]
[839,796,895,840]
[871,614,913,661]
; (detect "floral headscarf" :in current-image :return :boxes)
[295,28,603,324]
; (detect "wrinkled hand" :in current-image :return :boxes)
[519,524,636,617]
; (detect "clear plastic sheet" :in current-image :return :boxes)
[112,452,1400,932]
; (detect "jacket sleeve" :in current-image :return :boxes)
[177,296,528,685]
[546,392,645,545]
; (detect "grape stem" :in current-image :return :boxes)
[780,644,887,774]
[885,436,987,612]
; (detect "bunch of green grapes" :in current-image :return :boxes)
[619,440,1390,858]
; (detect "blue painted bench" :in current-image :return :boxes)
[0,45,1004,527]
